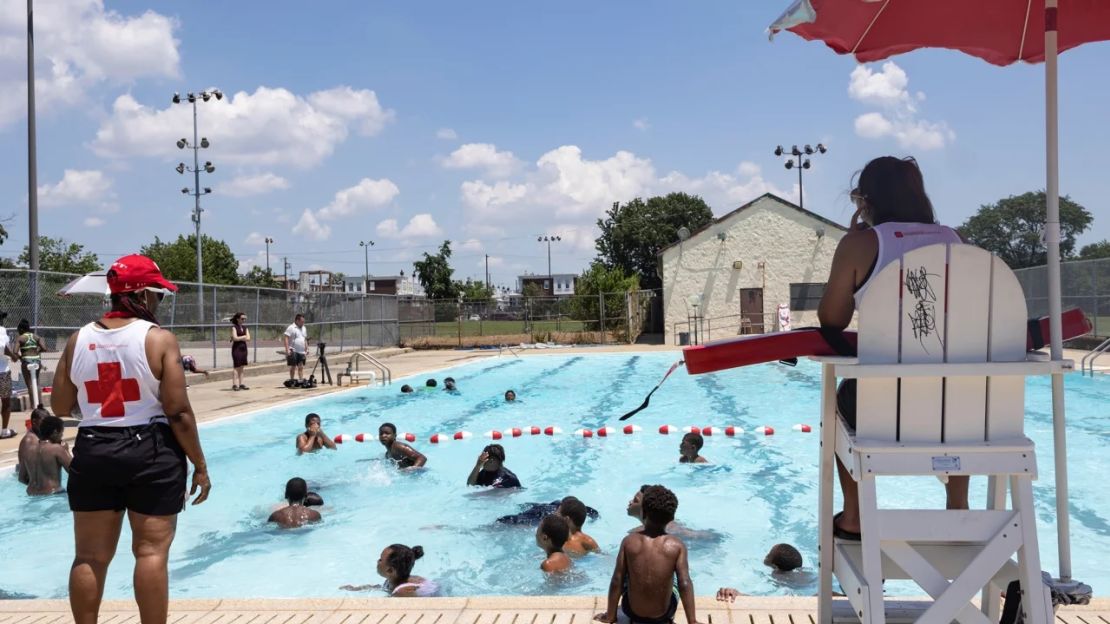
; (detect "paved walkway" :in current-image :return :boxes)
[2,596,1107,624]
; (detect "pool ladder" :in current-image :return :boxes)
[1081,337,1110,376]
[499,343,520,358]
[338,352,392,386]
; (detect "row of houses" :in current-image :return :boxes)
[277,270,582,300]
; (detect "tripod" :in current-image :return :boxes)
[307,342,333,386]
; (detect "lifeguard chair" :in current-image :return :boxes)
[814,243,1060,624]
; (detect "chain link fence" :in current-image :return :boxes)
[1013,258,1110,340]
[0,269,400,371]
[399,289,660,348]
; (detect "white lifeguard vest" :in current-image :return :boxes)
[71,320,166,427]
[854,222,962,308]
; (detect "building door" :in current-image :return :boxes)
[740,288,764,334]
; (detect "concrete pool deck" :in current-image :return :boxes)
[1,596,1108,624]
[2,344,1105,618]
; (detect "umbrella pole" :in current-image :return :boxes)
[1044,0,1072,583]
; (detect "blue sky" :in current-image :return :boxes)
[0,0,1107,288]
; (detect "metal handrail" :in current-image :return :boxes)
[1081,337,1110,376]
[344,352,392,386]
[500,343,520,358]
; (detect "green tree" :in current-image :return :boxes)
[413,241,458,300]
[1079,240,1110,260]
[240,266,279,287]
[18,236,100,274]
[957,191,1092,269]
[569,262,640,329]
[141,234,240,285]
[456,278,493,301]
[596,192,714,289]
[0,222,7,245]
[522,282,544,298]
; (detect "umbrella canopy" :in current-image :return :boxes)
[770,0,1110,65]
[768,0,1110,591]
[56,272,109,297]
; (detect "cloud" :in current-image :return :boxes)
[458,238,484,253]
[848,61,954,150]
[479,255,504,269]
[292,209,331,241]
[533,146,656,217]
[376,214,444,239]
[436,128,458,140]
[442,143,521,178]
[657,162,796,210]
[0,0,180,128]
[460,180,529,217]
[38,169,114,208]
[244,232,271,246]
[316,178,400,220]
[83,217,106,228]
[219,173,290,198]
[93,86,395,168]
[633,117,650,131]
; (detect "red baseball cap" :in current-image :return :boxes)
[107,254,178,294]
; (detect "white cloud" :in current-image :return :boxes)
[236,250,270,273]
[219,173,289,198]
[658,162,796,210]
[376,214,444,239]
[442,143,521,178]
[458,238,484,253]
[244,232,270,246]
[0,0,180,128]
[533,146,656,217]
[479,256,504,269]
[436,128,458,140]
[38,169,114,207]
[83,216,105,228]
[460,180,529,217]
[848,61,954,150]
[633,117,650,131]
[292,209,331,241]
[93,86,395,168]
[316,178,400,220]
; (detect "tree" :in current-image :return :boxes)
[522,282,545,298]
[569,262,640,329]
[957,191,1092,269]
[141,234,240,285]
[18,236,100,274]
[240,266,279,287]
[413,241,458,300]
[596,192,714,289]
[456,278,493,301]
[1079,240,1110,260]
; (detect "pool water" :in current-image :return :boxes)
[1,352,1106,599]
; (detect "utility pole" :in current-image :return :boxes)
[283,257,291,288]
[360,240,374,293]
[485,254,490,291]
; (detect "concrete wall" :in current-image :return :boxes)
[661,196,846,344]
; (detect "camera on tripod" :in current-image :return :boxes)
[316,342,326,357]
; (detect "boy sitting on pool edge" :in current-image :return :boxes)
[536,514,572,573]
[597,485,698,624]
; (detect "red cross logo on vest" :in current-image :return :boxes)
[84,362,141,417]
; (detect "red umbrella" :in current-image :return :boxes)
[769,0,1110,593]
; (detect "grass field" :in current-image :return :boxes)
[431,319,591,337]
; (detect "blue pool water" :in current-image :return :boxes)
[1,352,1107,599]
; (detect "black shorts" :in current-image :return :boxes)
[287,352,306,367]
[837,379,857,430]
[68,422,187,516]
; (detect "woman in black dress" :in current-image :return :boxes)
[230,312,250,390]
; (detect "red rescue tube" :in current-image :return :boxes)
[684,309,1090,375]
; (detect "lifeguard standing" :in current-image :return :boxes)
[51,254,211,624]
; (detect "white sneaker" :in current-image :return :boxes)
[0,429,15,440]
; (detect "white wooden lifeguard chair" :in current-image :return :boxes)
[814,243,1062,624]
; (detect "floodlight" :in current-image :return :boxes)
[176,163,185,174]
[172,93,181,104]
[177,139,187,149]
[181,187,190,194]
[200,137,210,148]
[785,160,795,169]
[774,145,783,156]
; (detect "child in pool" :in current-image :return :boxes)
[536,514,572,573]
[716,543,804,602]
[340,544,439,596]
[679,432,708,464]
[558,496,600,555]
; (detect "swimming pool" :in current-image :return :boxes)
[1,352,1106,599]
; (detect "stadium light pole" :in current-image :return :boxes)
[538,235,561,279]
[264,237,274,273]
[174,89,222,320]
[26,0,40,328]
[773,143,827,210]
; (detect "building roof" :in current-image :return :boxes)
[657,193,849,255]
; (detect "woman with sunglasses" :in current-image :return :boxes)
[51,254,211,624]
[229,312,250,391]
[818,156,964,542]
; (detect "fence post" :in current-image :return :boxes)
[627,292,633,344]
[361,296,366,350]
[211,286,218,370]
[379,295,385,347]
[599,292,605,345]
[253,288,260,364]
[1093,268,1100,338]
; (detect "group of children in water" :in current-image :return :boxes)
[268,376,804,622]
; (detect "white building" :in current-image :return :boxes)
[516,273,578,297]
[659,193,848,345]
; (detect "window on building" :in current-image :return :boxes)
[789,283,827,311]
[369,282,375,291]
[544,280,550,290]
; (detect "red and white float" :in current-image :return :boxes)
[792,424,812,433]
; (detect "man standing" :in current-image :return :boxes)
[283,313,308,384]
[0,312,15,438]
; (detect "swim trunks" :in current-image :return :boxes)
[620,576,679,624]
[68,422,187,516]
